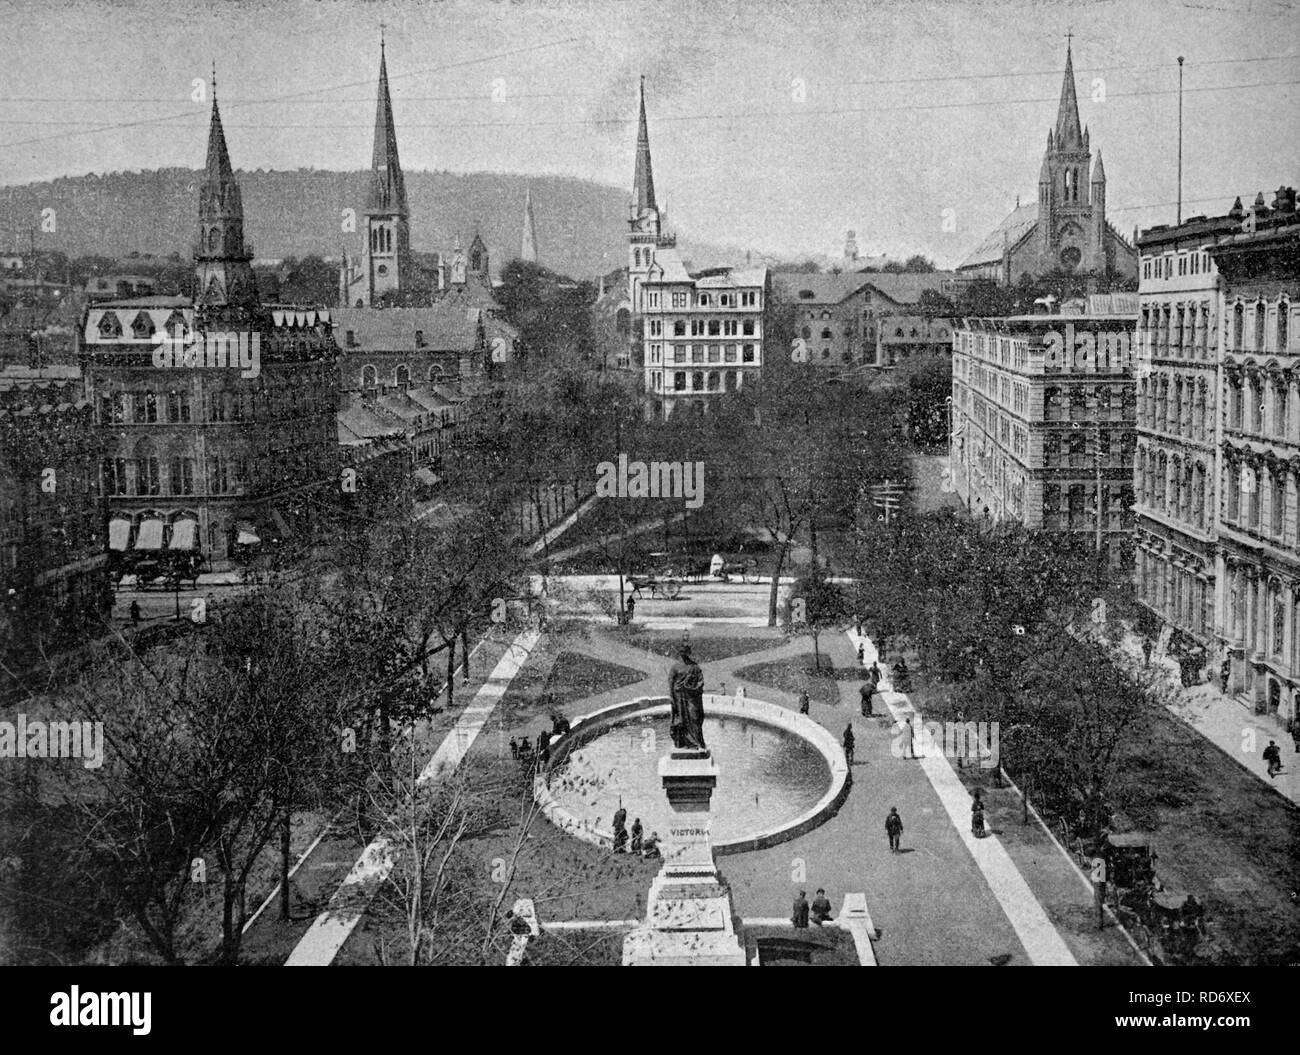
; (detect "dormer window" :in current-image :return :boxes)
[415,329,425,348]
[699,293,711,307]
[130,312,156,341]
[97,312,122,339]
[164,311,187,340]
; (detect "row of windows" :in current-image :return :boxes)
[1141,250,1214,283]
[1138,375,1213,442]
[102,446,333,498]
[648,317,759,338]
[1227,298,1291,354]
[645,344,758,366]
[1137,449,1211,531]
[1138,300,1215,362]
[648,370,747,394]
[359,363,453,389]
[96,383,334,426]
[644,290,760,310]
[1136,551,1211,641]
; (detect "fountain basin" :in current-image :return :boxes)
[535,695,850,855]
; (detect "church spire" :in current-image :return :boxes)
[195,78,255,313]
[1054,39,1084,148]
[521,184,539,263]
[368,37,407,215]
[633,76,657,214]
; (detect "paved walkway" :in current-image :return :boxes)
[1110,629,1300,806]
[285,628,541,967]
[847,628,1078,966]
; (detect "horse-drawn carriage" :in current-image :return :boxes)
[1103,832,1207,960]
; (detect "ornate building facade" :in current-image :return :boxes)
[80,87,339,570]
[1133,188,1300,730]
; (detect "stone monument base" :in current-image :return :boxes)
[622,749,747,966]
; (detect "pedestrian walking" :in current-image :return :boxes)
[624,596,635,623]
[612,805,628,853]
[509,736,519,760]
[843,723,855,767]
[857,642,865,666]
[811,888,833,926]
[886,807,903,853]
[899,715,917,759]
[870,660,882,685]
[799,690,810,715]
[630,818,643,855]
[129,599,142,626]
[971,789,986,838]
[1263,740,1283,778]
[791,890,810,928]
[735,684,746,703]
[859,679,875,717]
[893,658,911,693]
[1220,659,1231,694]
[537,729,552,765]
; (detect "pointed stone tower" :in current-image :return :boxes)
[628,76,664,311]
[361,36,411,306]
[194,71,258,323]
[1038,40,1102,274]
[520,185,539,264]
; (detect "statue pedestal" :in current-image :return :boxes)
[623,749,747,966]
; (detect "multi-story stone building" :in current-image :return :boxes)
[1208,193,1300,726]
[1132,212,1236,649]
[778,272,957,370]
[0,368,111,664]
[1132,188,1300,730]
[80,86,339,570]
[950,296,1138,554]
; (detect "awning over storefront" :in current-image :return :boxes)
[134,519,164,551]
[108,519,131,552]
[168,518,198,551]
[235,521,261,546]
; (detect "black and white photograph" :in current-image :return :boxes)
[0,0,1295,1024]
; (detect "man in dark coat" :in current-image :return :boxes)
[612,806,628,852]
[811,889,833,925]
[791,890,810,928]
[799,691,810,715]
[860,679,875,716]
[886,807,904,852]
[843,724,856,767]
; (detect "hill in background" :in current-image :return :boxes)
[0,169,747,280]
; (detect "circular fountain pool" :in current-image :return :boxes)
[538,697,846,853]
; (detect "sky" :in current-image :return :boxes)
[0,0,1297,268]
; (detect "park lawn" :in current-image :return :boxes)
[910,679,1300,965]
[732,653,848,708]
[621,629,780,664]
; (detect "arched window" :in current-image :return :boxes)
[1272,471,1285,537]
[1255,302,1267,352]
[361,364,377,388]
[169,450,194,496]
[395,364,410,388]
[1271,580,1285,656]
[1233,302,1245,349]
[1279,300,1290,354]
[133,438,160,497]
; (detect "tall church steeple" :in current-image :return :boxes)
[1054,40,1084,149]
[633,76,657,215]
[360,34,411,306]
[628,76,665,311]
[520,185,539,264]
[194,69,257,317]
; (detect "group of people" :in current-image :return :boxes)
[510,712,572,770]
[611,806,659,858]
[791,888,835,928]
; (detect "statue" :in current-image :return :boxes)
[668,643,707,750]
